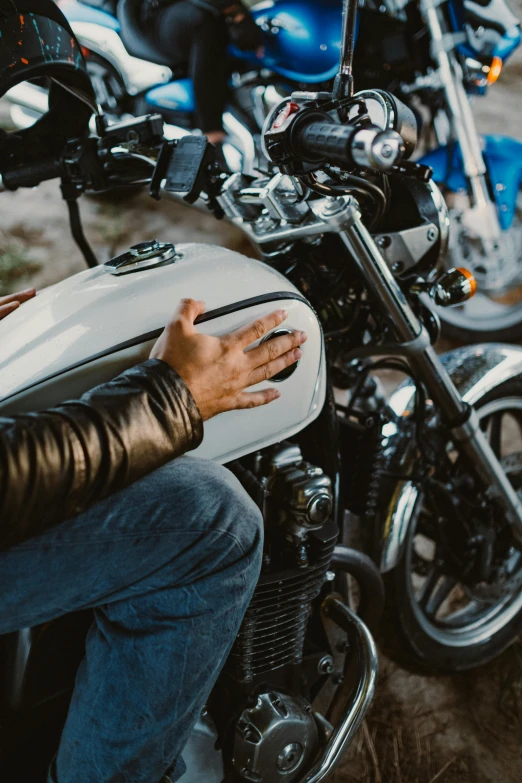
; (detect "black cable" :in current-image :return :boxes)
[61,180,99,268]
[326,167,387,217]
[307,169,387,228]
[65,199,99,268]
[324,294,362,339]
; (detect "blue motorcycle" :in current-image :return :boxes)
[5,0,522,340]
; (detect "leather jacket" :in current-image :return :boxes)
[0,359,203,551]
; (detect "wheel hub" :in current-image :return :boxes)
[448,207,522,293]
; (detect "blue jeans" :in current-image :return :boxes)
[0,457,263,783]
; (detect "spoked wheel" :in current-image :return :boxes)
[382,379,522,672]
[435,191,522,343]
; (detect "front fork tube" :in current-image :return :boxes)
[421,0,501,239]
[339,215,522,544]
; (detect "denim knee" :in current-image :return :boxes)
[190,458,264,559]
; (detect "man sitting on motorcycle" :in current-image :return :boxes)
[0,288,306,782]
[140,0,262,151]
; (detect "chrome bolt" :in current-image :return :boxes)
[317,655,335,675]
[322,198,346,216]
[277,742,304,772]
[427,227,437,241]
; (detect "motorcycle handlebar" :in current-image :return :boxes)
[0,158,63,190]
[295,119,404,172]
[0,149,153,193]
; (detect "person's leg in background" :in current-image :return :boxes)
[0,456,263,783]
[152,1,229,142]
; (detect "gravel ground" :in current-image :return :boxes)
[2,6,522,782]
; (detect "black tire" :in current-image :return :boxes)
[380,377,522,672]
[438,305,522,344]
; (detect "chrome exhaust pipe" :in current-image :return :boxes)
[300,596,378,783]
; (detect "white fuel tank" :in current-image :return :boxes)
[0,243,326,463]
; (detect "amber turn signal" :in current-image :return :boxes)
[430,268,477,307]
[487,56,503,84]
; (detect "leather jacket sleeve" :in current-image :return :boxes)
[0,359,203,551]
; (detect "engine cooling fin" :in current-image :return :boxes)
[227,522,337,683]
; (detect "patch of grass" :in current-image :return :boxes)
[0,242,41,296]
[7,222,50,246]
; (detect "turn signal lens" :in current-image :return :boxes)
[487,56,503,84]
[430,268,477,307]
[456,267,478,297]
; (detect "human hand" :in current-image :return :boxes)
[150,298,307,421]
[0,288,36,320]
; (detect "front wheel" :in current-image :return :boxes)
[435,190,522,342]
[381,379,522,672]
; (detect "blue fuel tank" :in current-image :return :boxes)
[241,0,347,84]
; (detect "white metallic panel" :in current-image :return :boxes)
[0,244,326,463]
[71,22,172,95]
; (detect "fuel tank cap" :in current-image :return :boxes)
[105,241,182,275]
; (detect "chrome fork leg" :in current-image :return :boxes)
[420,0,502,242]
[339,213,522,543]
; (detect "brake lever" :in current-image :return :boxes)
[390,160,433,182]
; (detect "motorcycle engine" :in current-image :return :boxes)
[221,443,337,783]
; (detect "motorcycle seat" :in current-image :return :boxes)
[117,0,180,68]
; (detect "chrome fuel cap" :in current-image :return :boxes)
[105,241,182,275]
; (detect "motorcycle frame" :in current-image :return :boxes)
[335,201,522,543]
[216,175,522,547]
[417,0,511,277]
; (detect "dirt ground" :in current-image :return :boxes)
[2,7,522,782]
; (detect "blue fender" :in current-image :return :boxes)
[419,135,522,230]
[145,79,195,114]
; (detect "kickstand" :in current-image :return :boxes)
[61,178,99,268]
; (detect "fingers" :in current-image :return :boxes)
[247,329,307,369]
[228,309,288,349]
[0,301,20,320]
[247,347,302,386]
[234,388,281,409]
[0,288,36,307]
[171,298,206,333]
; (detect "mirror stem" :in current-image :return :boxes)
[333,0,358,101]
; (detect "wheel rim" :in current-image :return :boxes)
[435,202,522,334]
[406,396,522,647]
[436,290,522,333]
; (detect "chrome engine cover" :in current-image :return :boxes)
[232,691,318,783]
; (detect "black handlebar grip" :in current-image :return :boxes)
[1,159,62,190]
[295,121,357,166]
